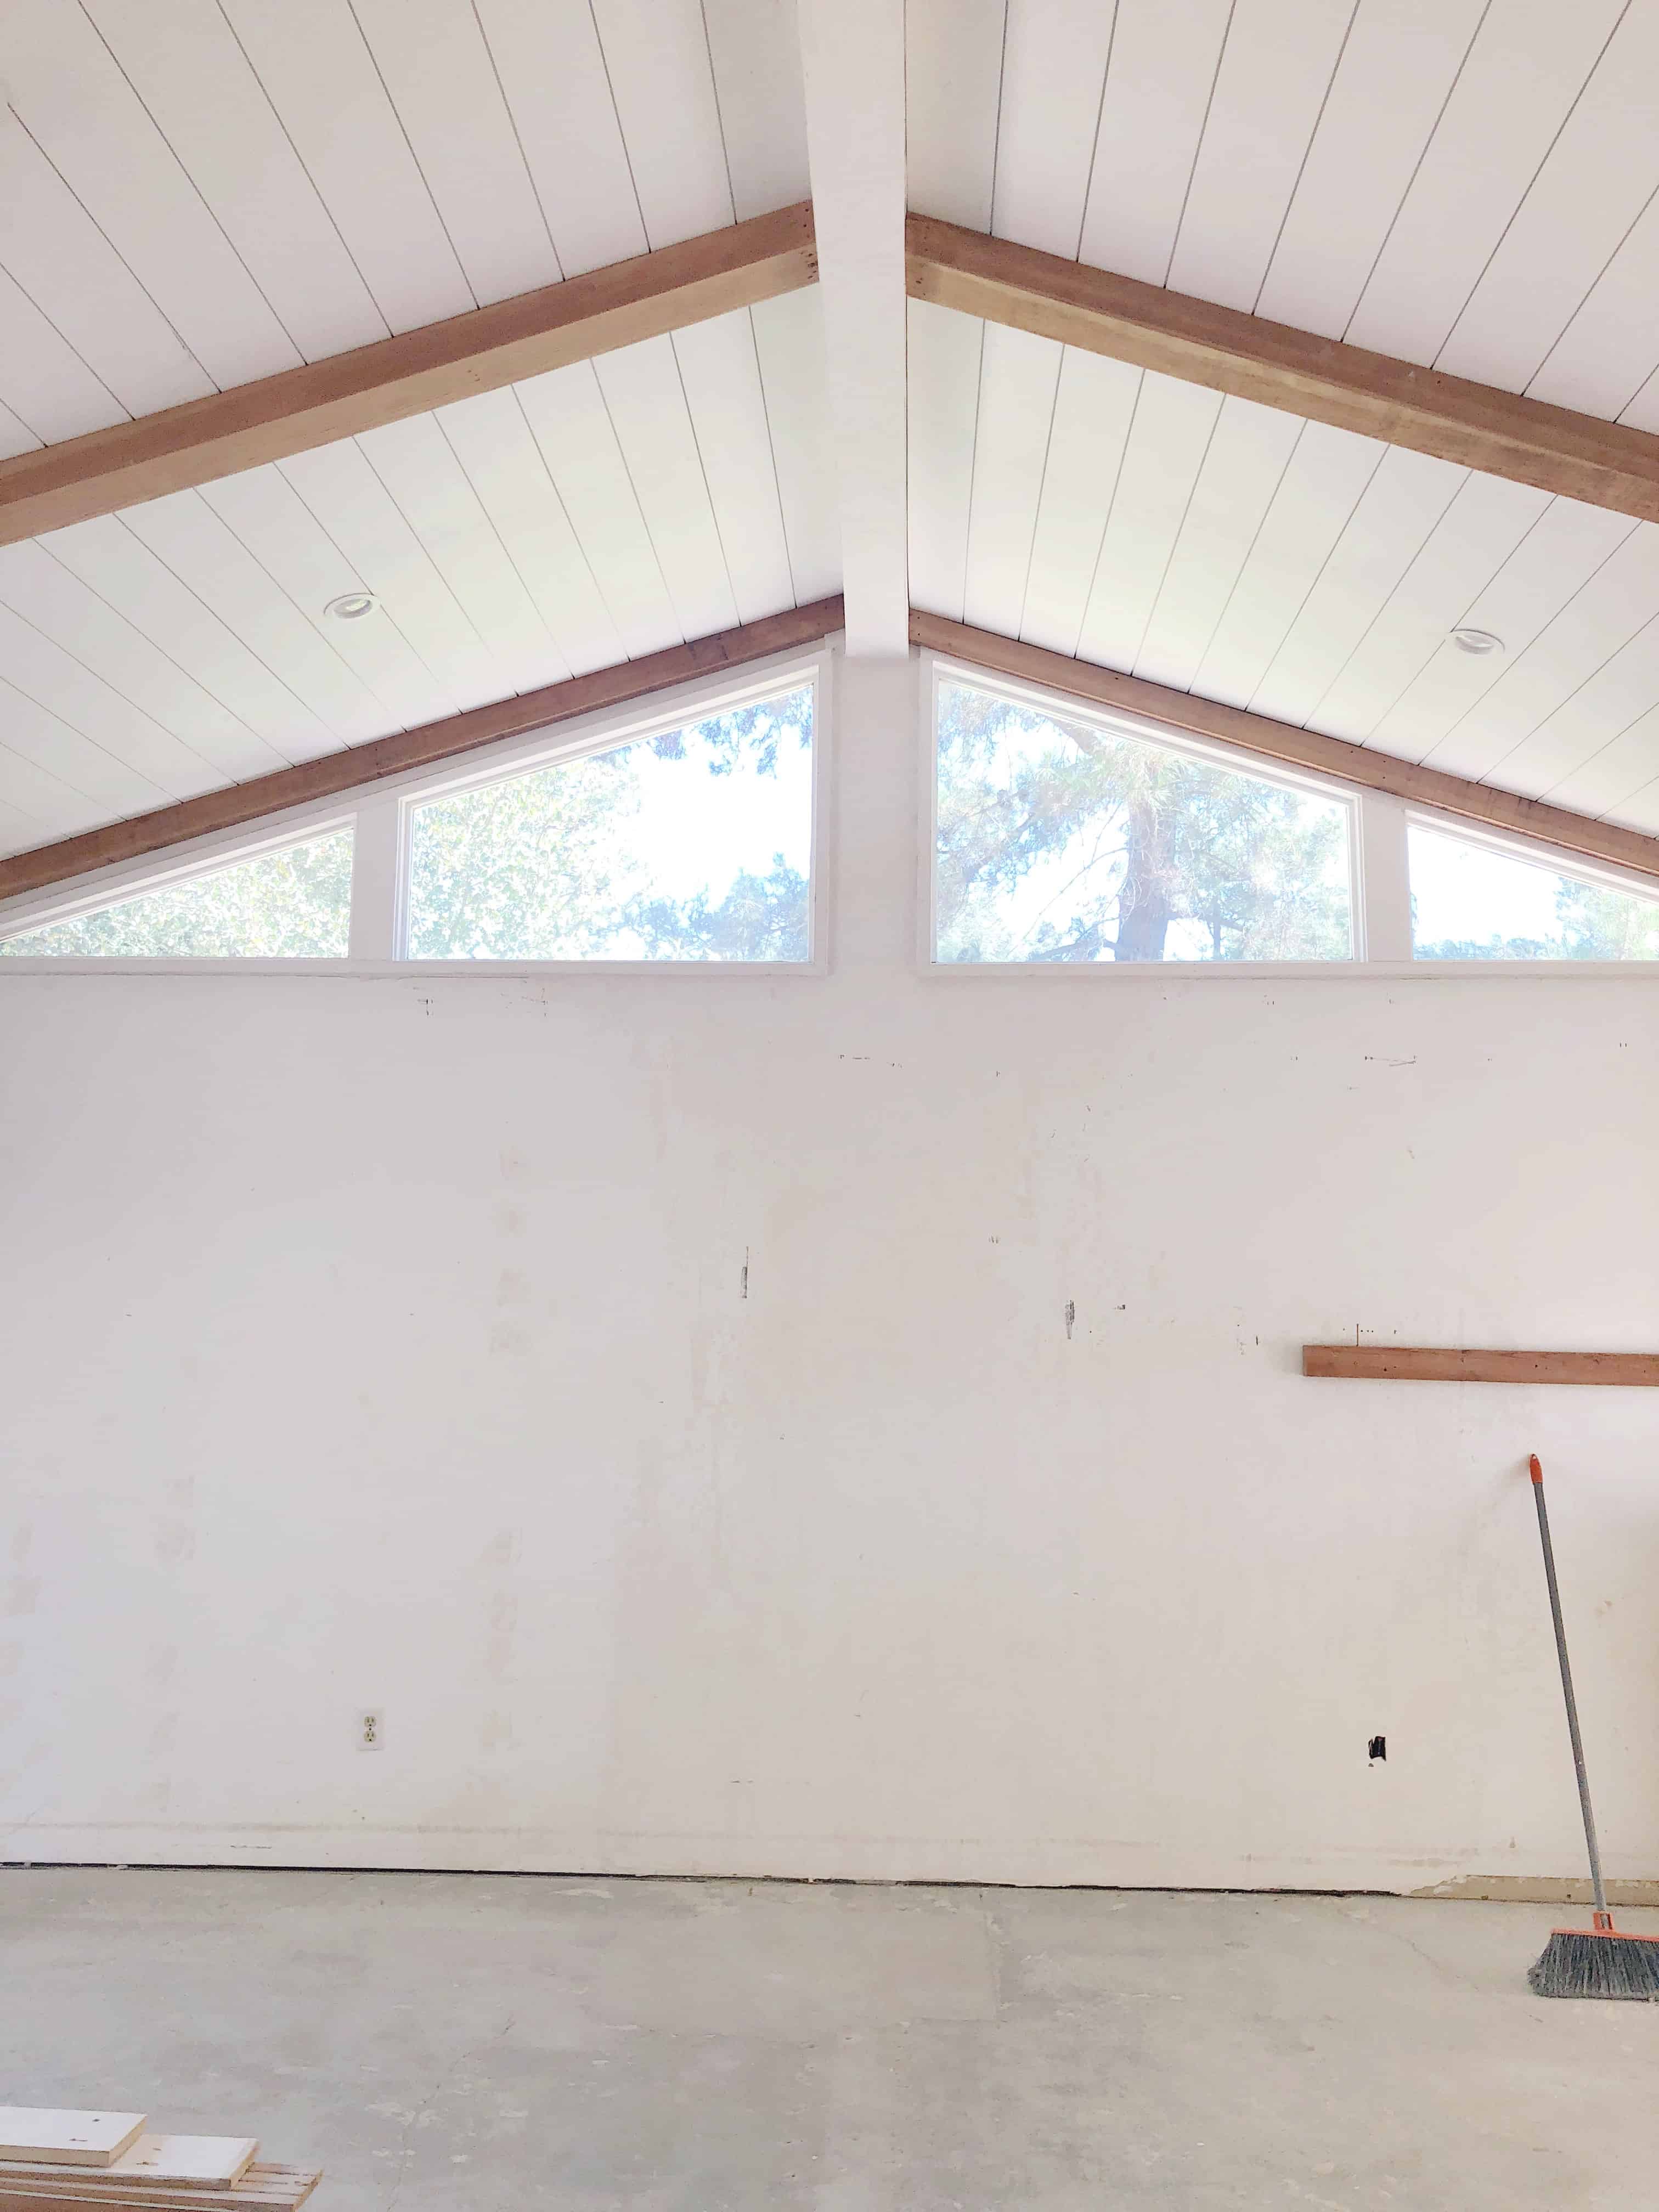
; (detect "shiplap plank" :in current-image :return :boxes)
[962,325,1063,637]
[433,387,625,679]
[591,0,734,247]
[1194,421,1388,708]
[0,266,128,448]
[0,107,210,419]
[1345,0,1627,368]
[906,0,1007,231]
[1424,522,1659,781]
[594,338,740,641]
[0,742,109,844]
[0,541,261,777]
[1254,0,1489,340]
[277,440,503,709]
[1075,373,1223,673]
[470,0,646,279]
[1165,0,1359,314]
[990,0,1119,257]
[1547,702,1659,822]
[1250,448,1469,725]
[219,0,475,335]
[1444,8,1659,399]
[200,465,456,729]
[512,362,682,661]
[750,289,842,607]
[0,674,171,816]
[1532,193,1659,425]
[0,401,40,465]
[1616,775,1659,835]
[906,300,984,622]
[1495,617,1659,801]
[1077,0,1234,286]
[81,0,385,364]
[1374,501,1637,762]
[0,592,222,798]
[354,414,569,699]
[0,795,47,859]
[701,0,812,221]
[1312,476,1550,742]
[1135,397,1305,693]
[7,0,300,387]
[1022,349,1142,657]
[670,315,796,625]
[40,517,313,775]
[119,493,391,752]
[349,0,561,307]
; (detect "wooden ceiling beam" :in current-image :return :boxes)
[0,599,844,901]
[911,612,1659,883]
[907,214,1659,524]
[0,204,819,548]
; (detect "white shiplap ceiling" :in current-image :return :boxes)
[5,0,1659,857]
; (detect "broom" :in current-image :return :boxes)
[1525,1453,1659,2000]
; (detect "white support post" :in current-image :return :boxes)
[347,794,403,961]
[1358,791,1414,963]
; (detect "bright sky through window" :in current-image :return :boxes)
[1409,826,1659,960]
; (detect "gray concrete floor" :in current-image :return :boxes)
[4,1869,1656,2210]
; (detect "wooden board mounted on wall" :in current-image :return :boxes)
[1302,1346,1659,1386]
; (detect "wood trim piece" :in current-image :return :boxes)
[911,612,1659,883]
[0,599,843,900]
[907,214,1659,524]
[0,204,818,546]
[1304,1346,1659,1386]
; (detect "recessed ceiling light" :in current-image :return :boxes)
[325,590,378,621]
[1451,626,1503,656]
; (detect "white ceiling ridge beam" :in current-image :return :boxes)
[796,0,907,657]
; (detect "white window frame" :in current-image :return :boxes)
[0,639,834,976]
[918,651,1659,978]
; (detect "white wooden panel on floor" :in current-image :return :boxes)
[0,266,128,448]
[0,675,170,819]
[0,106,212,417]
[356,414,570,698]
[1077,0,1234,286]
[1253,0,1489,340]
[7,0,299,387]
[349,0,561,306]
[1134,397,1305,693]
[200,467,456,728]
[671,315,797,625]
[434,388,625,679]
[0,2113,146,2168]
[906,0,1007,231]
[0,596,222,799]
[701,0,811,221]
[470,0,646,279]
[1195,422,1388,708]
[1345,0,1626,367]
[1250,449,1469,726]
[219,0,474,334]
[1374,503,1637,763]
[906,302,984,624]
[0,744,106,847]
[512,363,682,661]
[278,440,504,710]
[1022,352,1142,658]
[1424,523,1659,782]
[41,517,315,774]
[1165,0,1359,314]
[750,290,842,608]
[990,0,1119,257]
[1530,195,1659,424]
[1494,619,1659,801]
[591,0,734,247]
[594,339,740,642]
[107,2138,256,2187]
[0,543,262,781]
[1075,374,1223,674]
[81,0,385,364]
[1547,702,1659,822]
[963,326,1064,637]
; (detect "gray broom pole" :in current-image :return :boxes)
[1528,1454,1609,1927]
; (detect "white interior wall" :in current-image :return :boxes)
[2,651,1657,1891]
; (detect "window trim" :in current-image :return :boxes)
[0,639,833,975]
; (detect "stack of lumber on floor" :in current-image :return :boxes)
[0,2114,317,2212]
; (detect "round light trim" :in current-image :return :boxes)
[1451,626,1503,656]
[325,590,379,621]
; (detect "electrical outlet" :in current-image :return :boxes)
[358,1709,383,1751]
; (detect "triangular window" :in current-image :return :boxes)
[1409,825,1659,961]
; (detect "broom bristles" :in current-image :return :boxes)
[1529,1928,1659,2001]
